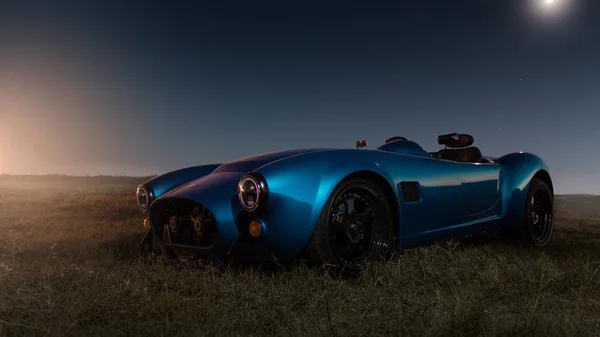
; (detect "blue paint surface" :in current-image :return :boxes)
[141,140,553,259]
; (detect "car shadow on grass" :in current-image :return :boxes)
[93,223,600,280]
[99,231,148,262]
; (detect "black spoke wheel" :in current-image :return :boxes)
[307,178,395,274]
[517,177,554,248]
[530,192,553,244]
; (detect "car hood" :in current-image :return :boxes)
[158,148,330,200]
[212,148,330,174]
[159,171,243,201]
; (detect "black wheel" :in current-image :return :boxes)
[306,178,396,274]
[516,178,554,247]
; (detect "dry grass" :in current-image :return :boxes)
[0,175,599,336]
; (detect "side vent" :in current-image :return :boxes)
[400,182,420,202]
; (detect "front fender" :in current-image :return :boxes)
[495,152,552,227]
[138,163,222,211]
[254,149,398,254]
[147,171,245,257]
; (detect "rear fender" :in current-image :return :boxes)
[495,152,552,227]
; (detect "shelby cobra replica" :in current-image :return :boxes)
[136,133,554,271]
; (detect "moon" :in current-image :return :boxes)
[526,0,576,22]
[538,0,569,13]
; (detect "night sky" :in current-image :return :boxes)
[0,0,598,194]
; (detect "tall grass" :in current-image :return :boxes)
[0,176,599,336]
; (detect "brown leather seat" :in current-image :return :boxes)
[437,147,483,163]
[436,133,483,163]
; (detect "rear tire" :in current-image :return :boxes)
[514,178,554,248]
[306,178,396,274]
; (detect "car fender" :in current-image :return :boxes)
[138,163,222,210]
[495,152,552,227]
[254,149,399,254]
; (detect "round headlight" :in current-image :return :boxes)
[238,176,260,211]
[136,186,149,212]
[238,173,268,212]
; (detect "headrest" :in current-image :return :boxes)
[438,133,474,148]
[385,136,407,143]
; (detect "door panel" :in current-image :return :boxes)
[456,163,503,223]
[393,158,502,246]
[392,158,466,240]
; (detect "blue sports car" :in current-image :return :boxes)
[136,133,554,272]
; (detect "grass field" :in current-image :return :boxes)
[1,175,599,336]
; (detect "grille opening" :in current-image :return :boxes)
[149,198,219,248]
[400,182,420,202]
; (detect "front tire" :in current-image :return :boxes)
[515,178,554,247]
[306,178,396,274]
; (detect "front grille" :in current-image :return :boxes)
[150,198,219,249]
[401,182,420,202]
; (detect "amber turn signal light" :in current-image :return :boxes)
[143,218,151,229]
[248,220,263,237]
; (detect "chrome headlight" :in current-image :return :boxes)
[136,184,154,213]
[238,173,268,212]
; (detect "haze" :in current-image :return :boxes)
[0,0,598,194]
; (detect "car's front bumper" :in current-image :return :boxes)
[144,201,282,263]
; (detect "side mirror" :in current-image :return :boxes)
[355,139,368,149]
